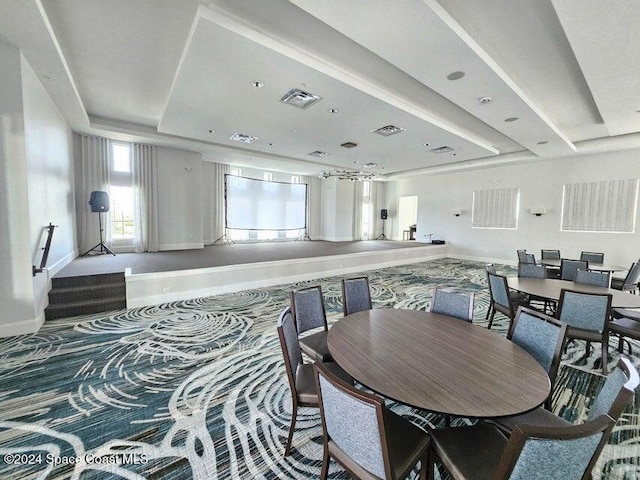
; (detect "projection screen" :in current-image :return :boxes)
[225,175,307,230]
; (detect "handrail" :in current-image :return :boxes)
[33,223,56,276]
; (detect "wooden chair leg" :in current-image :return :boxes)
[319,445,330,480]
[426,447,436,480]
[420,452,428,480]
[284,408,297,456]
[487,309,496,329]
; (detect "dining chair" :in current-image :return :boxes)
[581,251,605,263]
[557,289,613,374]
[575,269,611,288]
[341,276,372,316]
[430,288,474,322]
[277,306,352,456]
[517,263,552,312]
[490,356,638,437]
[610,308,640,354]
[291,285,331,362]
[611,260,640,294]
[541,249,561,260]
[541,249,561,278]
[314,362,430,480]
[485,264,497,319]
[517,249,535,264]
[486,272,528,329]
[506,306,566,409]
[427,415,615,480]
[560,258,588,281]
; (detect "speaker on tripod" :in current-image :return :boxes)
[82,191,116,256]
[376,209,389,240]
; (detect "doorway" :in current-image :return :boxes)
[398,196,418,240]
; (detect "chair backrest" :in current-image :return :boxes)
[587,356,640,422]
[621,261,640,289]
[487,272,512,310]
[560,259,588,281]
[314,362,390,480]
[291,286,328,334]
[541,249,561,260]
[493,415,615,480]
[557,289,612,333]
[508,307,567,386]
[430,288,474,322]
[277,306,303,396]
[341,276,372,316]
[517,250,535,264]
[518,263,547,278]
[486,263,497,275]
[580,251,604,263]
[575,269,611,288]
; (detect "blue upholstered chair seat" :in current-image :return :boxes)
[299,330,332,362]
[430,423,508,480]
[490,406,571,435]
[328,409,430,480]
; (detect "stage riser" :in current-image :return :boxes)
[126,245,447,308]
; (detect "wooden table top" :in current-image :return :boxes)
[540,259,626,272]
[507,277,640,308]
[327,309,550,418]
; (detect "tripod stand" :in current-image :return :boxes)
[82,212,115,256]
[375,219,388,240]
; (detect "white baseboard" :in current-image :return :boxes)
[44,248,79,277]
[448,253,518,266]
[0,312,45,338]
[319,236,355,242]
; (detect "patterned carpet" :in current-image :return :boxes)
[0,259,638,479]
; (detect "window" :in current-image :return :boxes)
[110,143,134,240]
[561,179,638,233]
[361,181,372,240]
[472,187,520,229]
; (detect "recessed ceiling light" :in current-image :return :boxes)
[208,129,215,134]
[362,162,378,168]
[447,71,465,81]
[292,128,298,133]
[504,117,519,122]
[308,151,330,157]
[328,108,339,113]
[479,96,492,104]
[430,146,454,154]
[537,141,549,145]
[268,142,273,146]
[251,81,264,88]
[423,143,430,147]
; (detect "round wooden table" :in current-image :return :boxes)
[327,309,550,418]
[540,259,626,272]
[507,277,640,308]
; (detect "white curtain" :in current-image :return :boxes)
[300,175,314,239]
[352,180,364,240]
[132,144,159,252]
[203,162,230,243]
[371,181,385,239]
[75,134,112,253]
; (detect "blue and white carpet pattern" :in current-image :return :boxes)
[0,259,638,479]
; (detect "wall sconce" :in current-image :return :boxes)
[452,209,463,217]
[529,207,547,217]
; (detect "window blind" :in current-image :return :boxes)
[561,179,638,232]
[472,187,520,229]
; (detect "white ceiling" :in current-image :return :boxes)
[1,0,639,178]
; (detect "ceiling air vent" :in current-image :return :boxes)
[340,141,358,149]
[371,125,406,137]
[308,151,330,157]
[280,88,322,109]
[430,146,454,154]
[229,133,257,144]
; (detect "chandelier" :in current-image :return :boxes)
[319,169,376,182]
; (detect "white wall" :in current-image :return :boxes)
[157,147,203,250]
[388,149,640,267]
[0,42,76,336]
